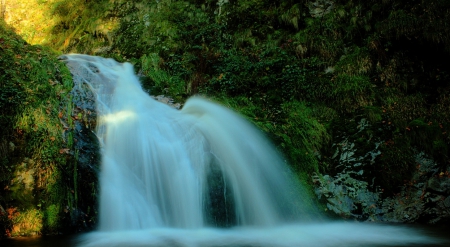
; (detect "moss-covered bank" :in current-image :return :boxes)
[0,20,98,237]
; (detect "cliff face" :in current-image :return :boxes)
[1,0,449,236]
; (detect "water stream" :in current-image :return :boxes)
[57,54,445,247]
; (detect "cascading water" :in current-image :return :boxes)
[60,54,441,247]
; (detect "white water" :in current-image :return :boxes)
[60,54,441,247]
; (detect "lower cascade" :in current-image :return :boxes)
[60,54,440,247]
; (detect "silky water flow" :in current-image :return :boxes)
[60,54,441,247]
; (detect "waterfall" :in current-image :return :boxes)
[60,54,440,247]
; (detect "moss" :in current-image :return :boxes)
[43,204,60,231]
[10,209,43,236]
[140,60,187,101]
[212,96,330,174]
[0,19,79,236]
[334,47,372,76]
[332,74,374,113]
[280,101,330,173]
[406,118,449,165]
[364,106,382,123]
[9,161,36,208]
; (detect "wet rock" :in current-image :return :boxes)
[444,196,450,208]
[93,46,112,55]
[315,113,450,224]
[315,150,450,224]
[56,72,101,231]
[313,172,380,220]
[428,177,445,193]
[151,95,181,109]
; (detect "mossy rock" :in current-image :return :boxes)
[0,20,98,237]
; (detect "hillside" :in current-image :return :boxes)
[1,0,449,236]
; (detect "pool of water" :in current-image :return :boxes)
[1,224,449,247]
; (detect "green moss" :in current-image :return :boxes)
[140,54,187,100]
[334,47,372,76]
[280,101,330,173]
[406,118,449,164]
[9,161,36,208]
[44,204,60,231]
[364,106,382,123]
[11,209,43,236]
[212,96,329,174]
[0,19,77,236]
[332,74,374,113]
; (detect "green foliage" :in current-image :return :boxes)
[207,47,312,102]
[0,19,77,236]
[47,0,113,53]
[364,106,382,123]
[3,0,450,225]
[140,53,187,100]
[214,96,329,174]
[374,0,450,51]
[325,114,415,196]
[279,101,330,173]
[10,209,43,236]
[331,74,374,113]
[377,135,415,194]
[406,118,449,164]
[102,0,450,197]
[43,204,60,231]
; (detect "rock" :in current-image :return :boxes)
[151,95,181,109]
[428,177,444,192]
[444,196,450,208]
[315,150,450,224]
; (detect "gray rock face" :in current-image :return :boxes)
[314,150,450,223]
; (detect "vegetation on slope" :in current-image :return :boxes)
[99,0,450,192]
[0,19,98,237]
[1,0,450,235]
